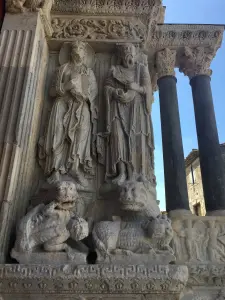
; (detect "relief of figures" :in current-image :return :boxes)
[104,43,155,185]
[39,41,98,187]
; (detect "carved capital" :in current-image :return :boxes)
[156,48,176,79]
[179,47,214,78]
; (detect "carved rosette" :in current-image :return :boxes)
[179,47,214,79]
[156,48,176,79]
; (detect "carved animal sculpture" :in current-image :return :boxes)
[92,180,173,261]
[93,214,174,261]
[118,178,160,218]
[13,181,88,253]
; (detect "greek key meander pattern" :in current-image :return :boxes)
[0,264,188,294]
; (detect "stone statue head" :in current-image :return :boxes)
[55,181,79,210]
[71,41,87,65]
[117,43,137,69]
[118,178,160,217]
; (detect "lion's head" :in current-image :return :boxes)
[118,178,160,217]
[55,181,79,210]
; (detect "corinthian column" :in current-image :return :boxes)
[156,48,190,215]
[180,47,225,215]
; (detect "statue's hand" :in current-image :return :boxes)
[128,82,141,92]
[115,88,125,98]
[64,81,74,91]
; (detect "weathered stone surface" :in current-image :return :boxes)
[171,216,225,264]
[0,12,48,263]
[0,264,188,296]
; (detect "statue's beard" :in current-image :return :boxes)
[123,55,135,68]
[72,54,83,65]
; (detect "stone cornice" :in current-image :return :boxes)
[179,47,214,78]
[156,48,176,78]
[150,24,224,51]
[52,0,164,20]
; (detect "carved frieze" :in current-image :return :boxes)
[0,264,188,294]
[151,24,224,50]
[52,0,163,20]
[171,216,225,265]
[51,18,147,41]
[156,48,176,78]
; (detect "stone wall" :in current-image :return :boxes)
[186,144,225,216]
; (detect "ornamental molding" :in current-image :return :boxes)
[156,48,176,78]
[0,264,188,294]
[150,24,224,51]
[179,47,214,78]
[52,0,164,20]
[51,17,147,41]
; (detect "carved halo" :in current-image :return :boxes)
[59,42,96,68]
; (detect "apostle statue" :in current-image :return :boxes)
[104,43,155,185]
[39,41,98,186]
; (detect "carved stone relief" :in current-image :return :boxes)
[38,41,98,187]
[171,216,225,264]
[156,48,176,78]
[51,18,147,41]
[11,181,89,264]
[6,0,55,36]
[102,43,155,186]
[179,47,214,78]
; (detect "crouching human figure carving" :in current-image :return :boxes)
[93,179,175,264]
[11,181,89,264]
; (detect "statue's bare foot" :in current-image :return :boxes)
[47,171,60,184]
[112,173,126,185]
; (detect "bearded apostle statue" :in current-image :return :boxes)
[39,41,98,186]
[104,43,155,185]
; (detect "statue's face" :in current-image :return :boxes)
[56,181,78,210]
[71,44,86,65]
[122,46,136,68]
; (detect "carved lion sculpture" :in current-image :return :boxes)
[92,180,174,263]
[118,178,160,218]
[13,181,88,253]
[93,214,174,262]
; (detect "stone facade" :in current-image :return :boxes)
[185,144,225,216]
[0,1,225,300]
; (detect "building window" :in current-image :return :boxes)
[193,203,201,216]
[190,165,195,184]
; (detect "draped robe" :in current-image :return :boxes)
[104,63,154,182]
[39,62,98,177]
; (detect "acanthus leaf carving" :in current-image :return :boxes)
[179,46,215,78]
[51,18,146,41]
[156,48,176,78]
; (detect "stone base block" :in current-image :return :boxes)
[11,249,87,265]
[100,252,175,265]
[0,264,188,299]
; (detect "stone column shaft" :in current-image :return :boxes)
[180,46,225,214]
[190,75,225,212]
[156,49,190,213]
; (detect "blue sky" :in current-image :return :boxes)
[154,0,225,210]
